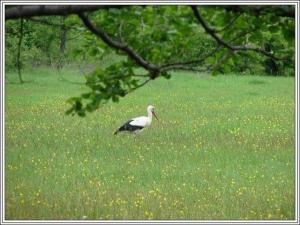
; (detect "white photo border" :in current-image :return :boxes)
[0,1,299,224]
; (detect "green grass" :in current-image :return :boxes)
[5,68,295,220]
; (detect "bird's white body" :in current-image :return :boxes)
[114,105,158,135]
[130,114,153,127]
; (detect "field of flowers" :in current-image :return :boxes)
[5,68,295,220]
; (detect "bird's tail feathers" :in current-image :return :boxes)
[113,130,119,135]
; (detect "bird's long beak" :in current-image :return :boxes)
[152,111,159,121]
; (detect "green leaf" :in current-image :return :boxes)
[89,47,98,56]
[112,96,119,102]
[72,48,83,57]
[212,70,219,76]
[269,25,278,33]
[65,107,74,116]
[66,97,81,104]
[78,110,86,117]
[81,93,91,99]
[283,28,294,41]
[227,57,234,66]
[161,71,171,79]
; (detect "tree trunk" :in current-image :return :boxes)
[57,16,67,70]
[17,18,24,83]
[44,35,54,67]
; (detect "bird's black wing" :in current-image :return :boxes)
[114,120,144,135]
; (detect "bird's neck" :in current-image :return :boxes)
[148,111,153,120]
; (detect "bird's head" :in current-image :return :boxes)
[147,105,159,121]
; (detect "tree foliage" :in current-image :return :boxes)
[5,5,295,116]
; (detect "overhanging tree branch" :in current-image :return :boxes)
[125,78,152,95]
[77,13,160,75]
[191,6,289,61]
[191,6,234,50]
[159,46,221,71]
[219,5,295,18]
[27,17,74,29]
[78,12,223,75]
[163,25,262,73]
[214,14,241,33]
[8,5,284,75]
[210,51,234,72]
[5,5,125,20]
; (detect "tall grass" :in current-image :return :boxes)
[5,68,295,220]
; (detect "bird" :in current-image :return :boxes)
[114,105,159,135]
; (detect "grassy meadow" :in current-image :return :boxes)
[5,68,295,220]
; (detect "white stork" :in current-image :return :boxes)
[114,105,159,135]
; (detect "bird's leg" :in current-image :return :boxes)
[133,131,140,141]
[133,132,138,142]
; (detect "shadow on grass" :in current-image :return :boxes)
[5,80,34,85]
[248,79,268,85]
[58,76,85,85]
